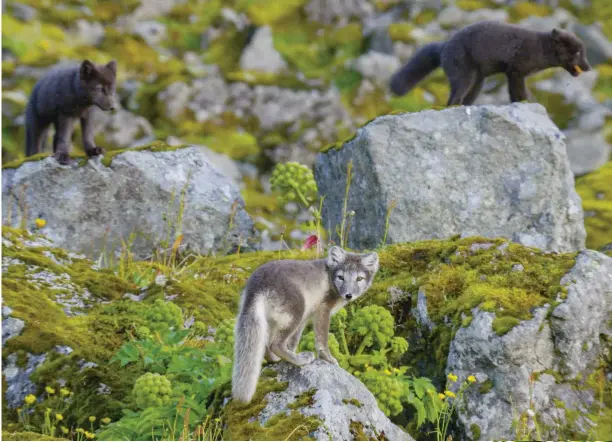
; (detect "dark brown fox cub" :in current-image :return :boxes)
[25,59,119,165]
[390,21,591,106]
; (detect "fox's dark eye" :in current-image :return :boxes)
[357,276,364,282]
[95,85,104,92]
[337,275,344,281]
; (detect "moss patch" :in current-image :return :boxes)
[2,431,68,441]
[479,379,494,394]
[343,398,363,408]
[469,423,481,439]
[576,162,612,253]
[288,388,317,409]
[221,372,321,440]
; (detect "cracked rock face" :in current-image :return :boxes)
[447,250,612,440]
[315,103,586,253]
[2,147,257,260]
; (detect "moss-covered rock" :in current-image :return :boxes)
[576,161,612,253]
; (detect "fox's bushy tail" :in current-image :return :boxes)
[389,41,445,96]
[232,295,267,403]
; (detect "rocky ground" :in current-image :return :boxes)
[2,0,612,441]
[2,0,612,251]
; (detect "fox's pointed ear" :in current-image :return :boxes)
[106,60,117,74]
[80,60,96,80]
[327,246,346,268]
[361,252,379,273]
[551,28,561,40]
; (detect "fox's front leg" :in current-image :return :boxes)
[81,108,103,157]
[313,305,338,366]
[53,116,75,165]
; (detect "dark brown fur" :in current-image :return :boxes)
[25,60,119,164]
[390,21,592,106]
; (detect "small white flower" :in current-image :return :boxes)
[154,274,168,287]
[526,409,535,417]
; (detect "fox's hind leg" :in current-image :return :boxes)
[53,115,76,165]
[286,321,307,353]
[442,51,477,106]
[462,75,484,105]
[269,318,314,367]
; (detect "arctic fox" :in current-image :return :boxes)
[25,59,119,164]
[232,246,380,403]
[389,21,591,105]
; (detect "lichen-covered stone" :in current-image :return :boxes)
[315,103,586,252]
[222,361,413,440]
[2,144,257,260]
[448,250,612,440]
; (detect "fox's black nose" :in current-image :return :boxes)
[110,106,116,111]
[345,294,353,300]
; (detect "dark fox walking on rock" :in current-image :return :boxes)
[389,21,591,106]
[25,59,119,165]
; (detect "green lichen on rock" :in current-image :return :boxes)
[576,162,612,253]
[219,371,321,440]
[469,423,481,439]
[343,398,364,408]
[288,388,317,409]
[479,379,494,394]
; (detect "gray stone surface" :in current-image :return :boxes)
[239,26,287,74]
[2,147,257,260]
[447,250,612,440]
[256,360,413,441]
[314,103,586,253]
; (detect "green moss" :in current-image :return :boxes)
[288,388,317,409]
[343,398,363,408]
[456,0,491,11]
[576,162,612,251]
[508,1,552,22]
[531,89,577,130]
[469,423,481,439]
[387,23,414,43]
[461,316,473,328]
[349,421,386,441]
[226,70,311,90]
[492,316,521,335]
[414,9,438,26]
[2,431,67,441]
[246,0,307,26]
[221,372,321,440]
[479,379,494,394]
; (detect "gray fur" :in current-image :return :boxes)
[389,21,591,105]
[232,246,379,403]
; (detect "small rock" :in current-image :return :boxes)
[352,52,401,88]
[10,2,37,21]
[512,264,525,272]
[70,19,105,46]
[239,26,287,74]
[132,20,167,47]
[2,317,25,344]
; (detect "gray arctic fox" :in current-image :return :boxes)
[232,246,380,403]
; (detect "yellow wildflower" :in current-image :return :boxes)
[56,413,64,421]
[468,375,477,383]
[393,368,400,373]
[89,416,96,423]
[214,418,221,423]
[45,386,55,395]
[447,373,458,383]
[76,428,85,433]
[444,390,456,398]
[24,394,36,405]
[61,426,69,434]
[384,369,392,375]
[438,393,446,400]
[101,417,111,425]
[60,388,70,396]
[85,431,95,439]
[35,218,47,228]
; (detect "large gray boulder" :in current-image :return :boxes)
[314,103,586,253]
[2,146,257,260]
[239,360,413,441]
[447,250,612,440]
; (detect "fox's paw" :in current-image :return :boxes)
[54,151,71,165]
[295,351,315,366]
[319,352,339,366]
[85,146,104,157]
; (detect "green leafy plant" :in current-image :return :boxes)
[100,320,233,441]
